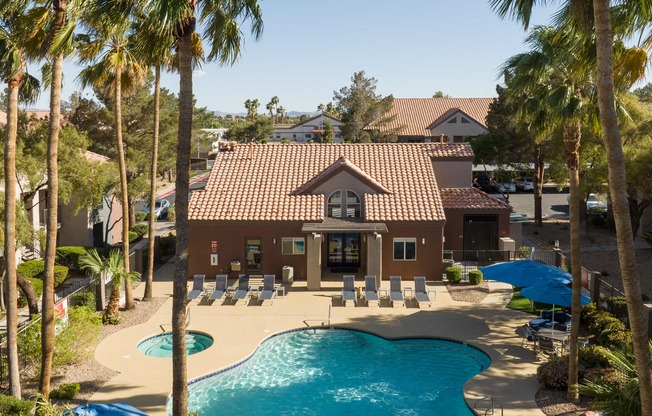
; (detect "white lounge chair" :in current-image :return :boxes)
[209,274,228,302]
[363,275,380,306]
[414,276,436,307]
[187,275,205,302]
[341,275,356,305]
[231,274,250,304]
[258,274,276,305]
[389,276,404,307]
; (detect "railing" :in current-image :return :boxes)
[0,315,42,391]
[443,249,560,280]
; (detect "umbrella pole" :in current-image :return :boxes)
[551,304,555,336]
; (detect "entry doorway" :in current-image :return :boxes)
[245,237,262,273]
[327,233,360,269]
[463,215,498,260]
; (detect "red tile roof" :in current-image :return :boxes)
[374,98,493,137]
[189,143,474,222]
[440,188,511,210]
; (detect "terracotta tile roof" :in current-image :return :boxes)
[424,143,475,159]
[373,97,493,137]
[440,188,512,210]
[189,143,475,222]
[295,156,391,194]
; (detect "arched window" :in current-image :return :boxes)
[346,191,361,218]
[327,191,341,218]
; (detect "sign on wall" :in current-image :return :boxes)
[211,241,218,253]
[210,253,218,266]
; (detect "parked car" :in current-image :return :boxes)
[142,199,170,220]
[473,175,493,193]
[567,193,607,214]
[496,182,516,193]
[516,177,534,191]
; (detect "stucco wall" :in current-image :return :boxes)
[58,199,91,246]
[431,160,473,188]
[443,209,511,252]
[311,171,378,217]
[380,222,444,281]
[429,114,487,139]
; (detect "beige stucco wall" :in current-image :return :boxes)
[270,117,343,142]
[431,160,473,188]
[429,114,487,140]
[58,199,91,246]
[311,171,379,217]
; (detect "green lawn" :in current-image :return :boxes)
[506,287,562,315]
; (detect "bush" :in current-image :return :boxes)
[17,260,45,280]
[468,270,483,285]
[56,246,88,269]
[0,395,34,415]
[52,265,69,288]
[131,223,149,237]
[49,383,80,400]
[606,296,628,319]
[167,205,176,222]
[445,267,462,284]
[579,345,611,368]
[518,246,532,259]
[538,356,578,390]
[16,261,68,307]
[69,289,96,309]
[588,312,622,334]
[128,231,140,243]
[580,303,599,324]
[598,327,632,349]
[135,211,147,222]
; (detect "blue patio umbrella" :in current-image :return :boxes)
[479,260,571,287]
[520,280,590,307]
[69,403,148,416]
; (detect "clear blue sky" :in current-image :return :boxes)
[36,1,572,113]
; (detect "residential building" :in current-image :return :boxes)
[370,97,492,143]
[188,142,511,289]
[269,113,343,142]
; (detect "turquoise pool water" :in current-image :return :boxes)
[179,328,490,415]
[137,331,213,358]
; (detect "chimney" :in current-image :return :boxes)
[439,133,444,144]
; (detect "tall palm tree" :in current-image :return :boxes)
[78,10,146,311]
[0,2,41,398]
[143,1,263,413]
[79,249,140,318]
[490,0,652,411]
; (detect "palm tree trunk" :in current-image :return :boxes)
[533,144,544,226]
[172,17,194,416]
[39,39,64,397]
[114,69,135,310]
[593,0,652,412]
[4,74,22,399]
[144,65,161,301]
[563,121,582,404]
[106,284,121,317]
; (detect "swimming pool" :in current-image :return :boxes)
[137,331,213,358]
[178,328,490,415]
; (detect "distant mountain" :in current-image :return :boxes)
[212,110,316,118]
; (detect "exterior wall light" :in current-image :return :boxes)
[422,238,426,245]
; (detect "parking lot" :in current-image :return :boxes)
[491,185,570,220]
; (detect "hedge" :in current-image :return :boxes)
[0,395,33,415]
[469,270,483,285]
[50,383,80,400]
[606,296,627,319]
[56,246,88,269]
[131,223,149,237]
[445,267,462,284]
[16,260,69,306]
[135,211,147,222]
[128,231,140,243]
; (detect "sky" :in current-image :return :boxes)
[32,0,605,114]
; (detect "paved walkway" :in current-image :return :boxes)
[89,261,548,416]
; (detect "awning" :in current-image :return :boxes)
[302,218,388,233]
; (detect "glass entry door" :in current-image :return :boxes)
[245,237,262,272]
[327,233,360,268]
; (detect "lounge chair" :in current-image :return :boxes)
[187,275,205,302]
[363,275,380,306]
[341,275,356,306]
[414,276,436,307]
[209,274,228,302]
[258,274,276,305]
[389,276,404,307]
[520,324,537,348]
[536,337,558,357]
[231,274,250,304]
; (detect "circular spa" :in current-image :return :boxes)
[137,331,213,358]
[176,328,491,415]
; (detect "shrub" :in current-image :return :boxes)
[49,383,80,400]
[468,270,483,285]
[128,231,139,243]
[16,261,68,307]
[135,212,147,222]
[17,260,45,279]
[538,356,574,390]
[606,296,627,319]
[52,265,69,288]
[56,246,87,269]
[69,289,96,309]
[580,303,599,324]
[167,205,176,222]
[598,327,632,350]
[588,312,622,334]
[579,345,611,368]
[445,267,462,284]
[518,246,532,259]
[0,395,34,415]
[131,223,149,237]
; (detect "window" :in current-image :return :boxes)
[447,117,457,124]
[292,134,297,139]
[393,238,416,260]
[346,190,361,218]
[305,133,312,139]
[282,237,305,255]
[453,136,464,143]
[328,191,342,218]
[461,117,471,123]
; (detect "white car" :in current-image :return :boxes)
[566,193,607,213]
[516,177,534,191]
[142,199,171,219]
[496,182,516,193]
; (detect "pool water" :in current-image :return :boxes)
[181,328,490,415]
[137,331,213,358]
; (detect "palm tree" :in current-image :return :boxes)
[277,105,285,123]
[0,2,41,398]
[79,249,140,319]
[143,1,263,413]
[270,95,279,121]
[489,0,652,411]
[77,10,146,311]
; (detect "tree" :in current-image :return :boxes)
[0,2,41,398]
[277,106,285,123]
[633,83,652,103]
[78,9,147,311]
[323,119,334,143]
[432,90,451,98]
[490,0,652,412]
[267,95,279,121]
[222,117,273,142]
[334,71,397,143]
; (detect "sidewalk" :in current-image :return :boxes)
[156,171,210,199]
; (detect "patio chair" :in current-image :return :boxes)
[414,276,436,307]
[187,275,205,302]
[258,274,276,305]
[389,276,404,307]
[231,274,250,304]
[363,275,380,306]
[209,274,228,302]
[341,275,356,306]
[520,324,537,348]
[536,337,558,357]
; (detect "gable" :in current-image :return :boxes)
[295,156,390,195]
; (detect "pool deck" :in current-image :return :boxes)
[91,260,546,415]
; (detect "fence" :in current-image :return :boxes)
[444,249,560,281]
[0,315,42,390]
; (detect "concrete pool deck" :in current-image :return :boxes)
[91,261,546,415]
